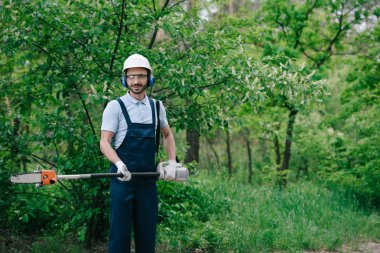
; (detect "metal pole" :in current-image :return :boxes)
[57,172,159,180]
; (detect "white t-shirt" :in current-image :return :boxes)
[101,92,168,149]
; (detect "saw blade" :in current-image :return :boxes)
[11,173,41,184]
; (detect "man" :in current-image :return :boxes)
[100,53,178,253]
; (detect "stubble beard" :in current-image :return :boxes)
[129,83,148,95]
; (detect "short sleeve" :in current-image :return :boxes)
[101,100,120,133]
[159,101,169,128]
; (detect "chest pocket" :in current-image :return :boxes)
[129,127,155,138]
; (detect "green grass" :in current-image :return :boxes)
[0,231,85,253]
[156,174,380,252]
[3,174,379,252]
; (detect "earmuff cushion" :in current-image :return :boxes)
[147,69,154,87]
[149,75,155,87]
[120,76,126,87]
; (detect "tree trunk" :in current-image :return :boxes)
[206,137,221,171]
[185,130,200,163]
[228,0,234,15]
[11,116,22,170]
[65,97,75,155]
[187,0,193,10]
[246,137,253,185]
[278,108,298,188]
[226,130,233,176]
[274,134,281,169]
[5,97,23,171]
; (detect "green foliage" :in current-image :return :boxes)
[259,55,326,110]
[261,0,376,68]
[157,178,230,231]
[1,0,379,250]
[157,173,380,252]
[290,26,380,207]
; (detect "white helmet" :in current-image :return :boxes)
[123,54,152,72]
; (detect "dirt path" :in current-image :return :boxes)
[304,242,380,253]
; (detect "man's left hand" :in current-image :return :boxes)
[157,160,180,181]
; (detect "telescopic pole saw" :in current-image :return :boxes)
[10,169,161,187]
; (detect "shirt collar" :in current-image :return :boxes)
[126,91,148,104]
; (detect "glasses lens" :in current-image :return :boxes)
[127,74,148,81]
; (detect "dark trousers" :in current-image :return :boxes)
[109,181,158,253]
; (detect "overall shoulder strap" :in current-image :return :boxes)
[116,98,132,126]
[148,98,156,127]
[155,100,160,154]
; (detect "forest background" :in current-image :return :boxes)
[1,0,379,252]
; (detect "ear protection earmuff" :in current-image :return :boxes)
[120,73,155,88]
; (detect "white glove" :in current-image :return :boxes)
[157,160,178,181]
[115,161,131,181]
[157,162,165,180]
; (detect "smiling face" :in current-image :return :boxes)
[125,67,149,95]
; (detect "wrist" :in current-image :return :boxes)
[168,160,176,164]
[115,160,124,167]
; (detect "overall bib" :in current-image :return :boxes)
[108,97,158,253]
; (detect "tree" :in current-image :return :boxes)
[243,0,376,186]
[249,56,326,187]
[1,0,268,246]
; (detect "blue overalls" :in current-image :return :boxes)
[108,97,158,253]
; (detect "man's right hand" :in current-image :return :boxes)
[115,161,131,181]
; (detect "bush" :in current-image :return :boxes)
[157,177,230,230]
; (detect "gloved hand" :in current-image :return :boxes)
[157,162,165,180]
[115,161,131,181]
[157,160,178,181]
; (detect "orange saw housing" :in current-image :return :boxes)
[41,170,57,186]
